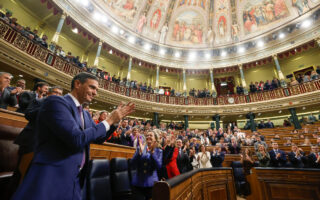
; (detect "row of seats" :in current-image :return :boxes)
[85,158,136,200]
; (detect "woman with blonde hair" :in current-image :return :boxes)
[256,144,270,167]
[131,130,163,199]
[197,144,212,168]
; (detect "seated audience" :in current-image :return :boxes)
[258,120,266,129]
[256,144,270,167]
[269,142,287,167]
[265,119,274,128]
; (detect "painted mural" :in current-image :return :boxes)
[178,0,208,9]
[170,11,205,44]
[103,0,143,23]
[98,0,320,48]
[242,0,290,34]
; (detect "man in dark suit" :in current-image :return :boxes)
[0,72,20,109]
[269,142,287,167]
[176,139,190,173]
[210,146,225,167]
[265,119,274,128]
[8,86,63,197]
[288,144,306,168]
[307,145,320,168]
[16,81,49,113]
[12,72,135,200]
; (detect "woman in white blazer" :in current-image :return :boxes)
[197,144,212,168]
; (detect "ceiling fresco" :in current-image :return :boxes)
[100,0,320,48]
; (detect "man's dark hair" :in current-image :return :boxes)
[33,82,49,91]
[48,86,62,94]
[82,102,89,109]
[71,72,98,90]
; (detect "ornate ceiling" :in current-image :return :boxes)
[100,0,319,48]
[55,0,320,68]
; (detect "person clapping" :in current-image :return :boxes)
[131,130,162,200]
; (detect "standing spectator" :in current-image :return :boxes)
[0,72,19,109]
[256,144,270,167]
[17,82,49,113]
[210,145,225,167]
[241,148,255,176]
[269,142,287,167]
[197,144,212,168]
[288,144,306,168]
[228,137,241,154]
[188,147,199,170]
[307,145,320,168]
[131,130,162,200]
[163,134,180,179]
[254,136,268,152]
[94,110,108,124]
[176,139,190,174]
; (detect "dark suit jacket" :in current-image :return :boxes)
[307,153,320,168]
[14,98,43,155]
[288,151,306,168]
[12,95,113,200]
[269,149,287,167]
[210,152,225,167]
[228,143,241,154]
[176,149,190,174]
[0,87,17,109]
[16,91,36,113]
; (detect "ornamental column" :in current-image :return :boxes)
[184,115,189,130]
[51,12,66,44]
[213,114,220,129]
[273,54,287,88]
[153,112,159,128]
[246,112,257,132]
[183,69,187,96]
[289,108,302,129]
[126,56,133,86]
[155,65,160,88]
[238,64,248,95]
[210,69,217,97]
[93,40,103,67]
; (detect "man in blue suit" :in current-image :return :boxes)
[269,142,287,167]
[12,72,135,200]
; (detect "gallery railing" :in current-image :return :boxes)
[1,20,320,106]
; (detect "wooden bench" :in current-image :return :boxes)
[152,168,236,200]
[247,167,320,200]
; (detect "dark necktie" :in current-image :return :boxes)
[77,106,85,170]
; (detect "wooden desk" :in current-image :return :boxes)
[90,143,135,160]
[153,168,236,200]
[247,168,320,200]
